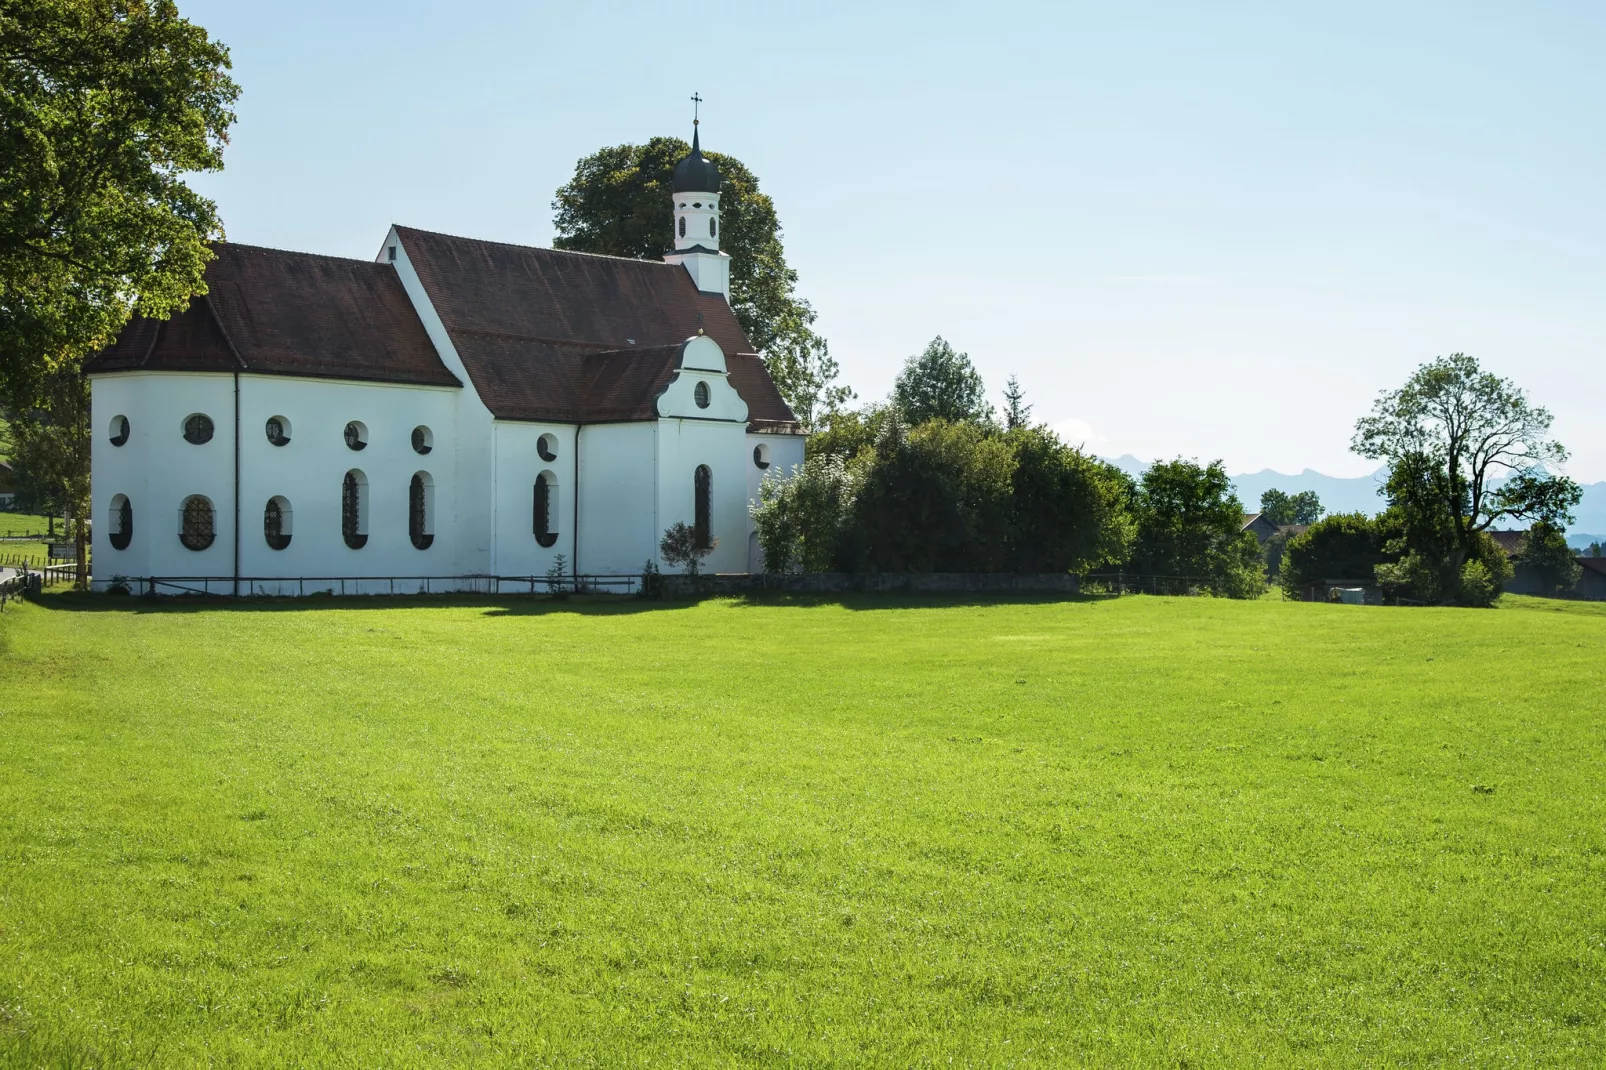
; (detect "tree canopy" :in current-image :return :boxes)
[551,137,846,426]
[1127,458,1265,597]
[1259,488,1322,526]
[890,337,992,426]
[1353,354,1580,560]
[0,0,238,405]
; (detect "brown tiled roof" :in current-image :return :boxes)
[395,226,800,431]
[1577,557,1606,576]
[86,244,460,388]
[1488,530,1527,556]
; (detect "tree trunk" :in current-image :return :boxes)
[75,512,88,590]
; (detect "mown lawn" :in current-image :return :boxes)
[1,592,1603,1066]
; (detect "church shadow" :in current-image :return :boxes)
[31,591,670,617]
[32,590,1101,617]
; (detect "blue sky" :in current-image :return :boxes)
[183,1,1606,480]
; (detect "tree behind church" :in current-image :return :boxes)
[551,138,845,425]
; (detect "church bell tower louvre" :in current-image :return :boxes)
[664,93,732,302]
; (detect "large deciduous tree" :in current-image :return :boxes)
[890,336,992,426]
[0,0,238,404]
[1352,354,1581,589]
[551,137,847,426]
[1128,458,1265,598]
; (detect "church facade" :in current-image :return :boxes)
[86,133,804,593]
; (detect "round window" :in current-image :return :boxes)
[344,421,368,451]
[182,413,214,445]
[537,433,558,462]
[753,444,771,469]
[109,415,130,447]
[412,425,433,455]
[266,416,291,446]
[694,381,710,409]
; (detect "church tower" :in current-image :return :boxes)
[664,99,731,301]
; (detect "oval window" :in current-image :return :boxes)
[109,415,130,447]
[109,494,133,550]
[182,414,214,445]
[264,496,293,550]
[537,433,558,462]
[410,472,434,550]
[179,495,216,550]
[342,470,368,549]
[678,216,686,238]
[412,425,432,455]
[753,444,771,469]
[344,421,367,451]
[266,416,291,446]
[709,217,716,238]
[694,381,710,409]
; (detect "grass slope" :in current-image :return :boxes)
[1,593,1603,1066]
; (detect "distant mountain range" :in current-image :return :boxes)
[1101,455,1606,549]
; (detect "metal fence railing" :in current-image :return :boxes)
[103,574,643,599]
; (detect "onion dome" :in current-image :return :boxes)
[671,127,721,193]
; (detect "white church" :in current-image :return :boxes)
[87,127,805,593]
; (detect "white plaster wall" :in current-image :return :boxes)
[492,421,577,578]
[92,372,233,585]
[91,371,466,591]
[576,422,658,575]
[236,374,462,586]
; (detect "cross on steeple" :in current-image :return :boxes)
[691,92,702,127]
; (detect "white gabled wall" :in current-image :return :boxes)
[381,226,496,574]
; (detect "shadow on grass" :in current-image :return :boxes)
[31,588,1107,617]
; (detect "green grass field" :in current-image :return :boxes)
[1,592,1603,1066]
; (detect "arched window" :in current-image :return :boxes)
[266,416,291,446]
[342,470,368,549]
[694,464,712,549]
[533,471,558,548]
[183,414,214,444]
[678,216,686,238]
[411,425,432,454]
[709,217,716,238]
[109,494,133,550]
[109,415,129,447]
[694,381,710,409]
[264,496,292,550]
[409,472,434,550]
[344,421,367,450]
[179,495,215,550]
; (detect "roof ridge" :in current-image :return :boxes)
[393,224,683,268]
[210,241,396,269]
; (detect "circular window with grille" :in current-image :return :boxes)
[344,421,368,451]
[411,425,433,455]
[182,413,214,445]
[694,381,710,409]
[266,416,291,446]
[109,415,130,447]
